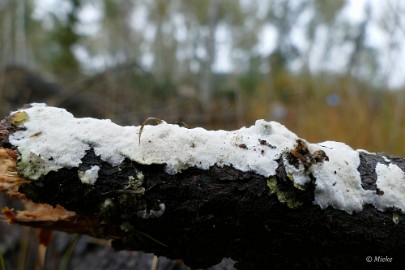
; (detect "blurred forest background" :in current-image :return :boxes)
[1,0,405,154]
[1,0,405,269]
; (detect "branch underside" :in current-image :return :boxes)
[7,148,405,269]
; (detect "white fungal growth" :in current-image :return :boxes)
[382,156,391,163]
[137,203,166,219]
[283,159,310,189]
[9,103,298,179]
[103,198,113,208]
[310,142,374,214]
[8,104,405,215]
[78,165,100,185]
[375,163,405,212]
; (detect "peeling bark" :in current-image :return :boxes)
[1,106,405,269]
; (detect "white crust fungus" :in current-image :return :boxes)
[375,163,405,212]
[8,104,405,215]
[10,104,298,179]
[78,165,100,185]
[137,203,166,219]
[310,142,374,214]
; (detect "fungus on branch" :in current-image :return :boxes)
[1,103,405,269]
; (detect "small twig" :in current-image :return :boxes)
[133,229,168,248]
[138,117,163,145]
[151,255,158,270]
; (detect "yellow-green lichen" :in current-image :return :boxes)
[10,111,29,126]
[393,212,400,225]
[176,160,189,172]
[286,173,306,190]
[267,177,278,193]
[125,174,145,192]
[15,152,49,180]
[267,177,303,209]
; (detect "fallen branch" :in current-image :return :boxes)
[1,104,405,269]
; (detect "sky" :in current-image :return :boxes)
[33,0,405,89]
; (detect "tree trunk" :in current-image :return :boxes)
[199,0,218,113]
[1,104,405,269]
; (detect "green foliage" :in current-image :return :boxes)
[104,0,121,19]
[46,0,81,77]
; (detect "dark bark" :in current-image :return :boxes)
[9,149,405,270]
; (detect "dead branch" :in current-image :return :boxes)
[1,104,405,269]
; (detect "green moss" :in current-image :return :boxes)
[267,178,303,209]
[193,213,215,223]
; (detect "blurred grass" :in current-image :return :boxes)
[1,66,404,156]
[243,74,405,156]
[0,249,5,270]
[59,234,79,270]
